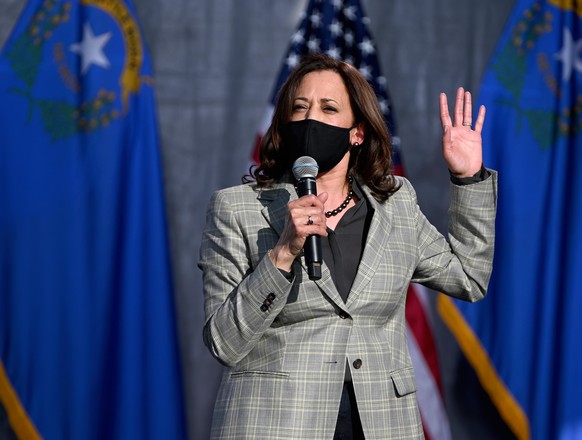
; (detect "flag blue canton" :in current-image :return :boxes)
[0,0,187,439]
[451,1,582,439]
[269,0,402,167]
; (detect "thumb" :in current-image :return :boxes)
[318,192,329,204]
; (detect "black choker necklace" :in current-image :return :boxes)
[325,176,354,217]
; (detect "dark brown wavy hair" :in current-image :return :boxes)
[246,53,400,202]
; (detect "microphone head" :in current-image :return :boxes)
[292,156,319,180]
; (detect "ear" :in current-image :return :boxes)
[350,122,365,145]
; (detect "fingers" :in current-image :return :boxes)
[439,92,452,128]
[440,87,470,128]
[473,104,486,133]
[288,194,328,236]
[462,91,472,127]
[454,87,465,127]
[294,193,325,212]
[276,193,329,265]
[305,213,325,227]
[441,87,484,131]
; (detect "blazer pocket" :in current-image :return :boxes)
[230,370,290,379]
[390,367,416,397]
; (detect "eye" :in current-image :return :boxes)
[293,104,307,111]
[324,106,337,112]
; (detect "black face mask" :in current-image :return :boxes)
[283,119,356,173]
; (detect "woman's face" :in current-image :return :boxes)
[290,70,355,129]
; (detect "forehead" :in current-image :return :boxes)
[295,70,349,100]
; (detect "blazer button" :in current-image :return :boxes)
[260,304,268,312]
[353,359,362,369]
[267,293,276,301]
[339,311,348,319]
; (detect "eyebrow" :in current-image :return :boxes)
[293,97,339,104]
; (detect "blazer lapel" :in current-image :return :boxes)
[258,181,347,311]
[257,183,294,237]
[346,185,393,307]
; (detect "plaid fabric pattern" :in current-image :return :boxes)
[199,172,497,439]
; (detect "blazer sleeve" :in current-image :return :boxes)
[410,170,498,301]
[198,189,294,367]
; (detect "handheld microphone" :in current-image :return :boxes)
[292,156,322,280]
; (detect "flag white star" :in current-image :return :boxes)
[329,19,343,37]
[359,64,372,79]
[344,31,354,46]
[358,38,375,55]
[379,99,388,113]
[286,52,301,69]
[307,37,320,52]
[554,26,582,82]
[291,29,304,44]
[310,11,322,27]
[344,6,356,20]
[326,46,341,60]
[331,0,343,10]
[69,22,111,74]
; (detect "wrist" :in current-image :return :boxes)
[268,247,295,272]
[450,164,488,185]
[450,165,482,179]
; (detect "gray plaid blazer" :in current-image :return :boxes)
[199,172,497,439]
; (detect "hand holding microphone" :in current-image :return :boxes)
[292,156,325,280]
[269,156,327,280]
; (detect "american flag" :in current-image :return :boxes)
[251,0,403,172]
[251,1,451,439]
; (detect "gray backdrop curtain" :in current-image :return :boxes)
[0,1,515,439]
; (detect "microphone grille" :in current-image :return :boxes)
[292,156,319,180]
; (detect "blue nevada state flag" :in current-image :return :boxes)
[439,1,582,439]
[0,0,187,439]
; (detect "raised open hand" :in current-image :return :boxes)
[440,87,486,177]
